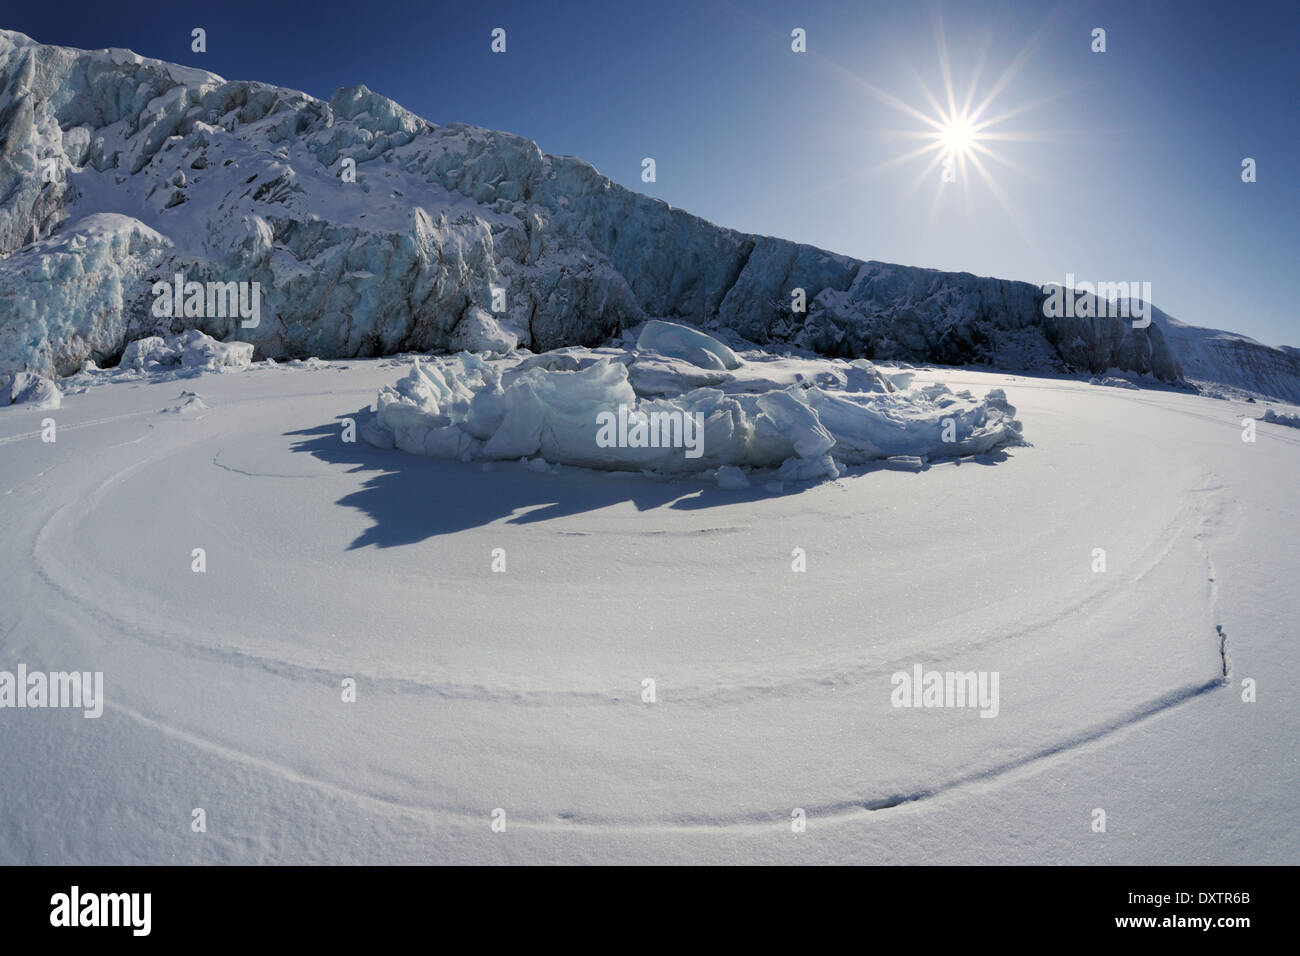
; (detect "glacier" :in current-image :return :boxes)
[0,28,1296,404]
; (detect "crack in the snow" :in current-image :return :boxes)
[211,454,322,479]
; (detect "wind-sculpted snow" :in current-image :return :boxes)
[362,343,1024,482]
[0,28,1199,389]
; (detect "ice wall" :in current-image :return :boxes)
[0,28,1223,389]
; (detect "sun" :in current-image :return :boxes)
[805,5,1066,237]
[798,7,1067,243]
[937,114,977,159]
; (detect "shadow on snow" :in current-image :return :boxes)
[286,407,1011,549]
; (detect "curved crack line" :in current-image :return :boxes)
[211,451,324,479]
[30,432,1232,717]
[104,673,1229,836]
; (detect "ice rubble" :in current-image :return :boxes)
[119,329,254,371]
[363,331,1024,482]
[1088,375,1140,389]
[1260,408,1300,430]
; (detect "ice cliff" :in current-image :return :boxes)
[0,28,1295,401]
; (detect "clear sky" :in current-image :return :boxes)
[6,0,1296,345]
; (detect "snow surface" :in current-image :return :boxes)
[1,355,1297,864]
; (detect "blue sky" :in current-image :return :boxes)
[7,0,1297,345]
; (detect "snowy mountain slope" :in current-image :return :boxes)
[1,28,1185,386]
[1148,305,1300,403]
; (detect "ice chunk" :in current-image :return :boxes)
[884,455,925,472]
[120,336,175,370]
[636,320,741,370]
[450,306,518,354]
[1089,375,1139,390]
[1261,408,1300,429]
[778,454,840,482]
[161,391,208,415]
[715,465,750,489]
[4,371,62,409]
[118,330,253,372]
[176,330,254,370]
[753,389,835,459]
[884,369,915,390]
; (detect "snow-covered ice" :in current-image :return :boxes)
[1260,408,1300,429]
[120,329,254,372]
[361,343,1023,481]
[2,371,62,409]
[636,319,742,370]
[2,355,1297,864]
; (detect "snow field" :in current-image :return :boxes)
[1,354,1296,863]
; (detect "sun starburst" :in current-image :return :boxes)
[798,7,1075,245]
[936,114,978,162]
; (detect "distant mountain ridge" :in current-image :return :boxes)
[1,28,1297,402]
[1148,307,1300,402]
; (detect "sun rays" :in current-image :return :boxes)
[797,6,1072,244]
[876,12,1049,222]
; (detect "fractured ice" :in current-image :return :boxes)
[362,325,1024,482]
